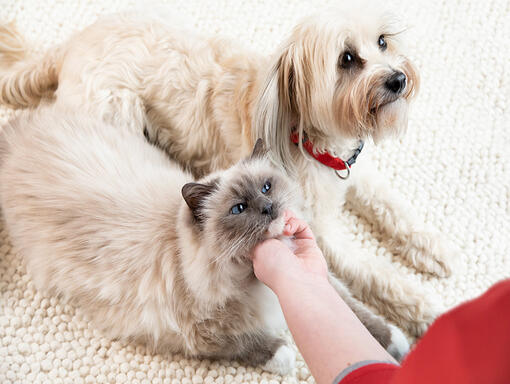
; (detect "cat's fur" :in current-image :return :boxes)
[0,107,408,373]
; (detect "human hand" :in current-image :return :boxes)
[251,211,328,293]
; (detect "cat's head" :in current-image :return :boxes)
[181,139,299,261]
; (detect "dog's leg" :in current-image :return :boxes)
[105,89,148,135]
[316,228,443,337]
[346,167,457,278]
[328,273,409,360]
[56,84,148,136]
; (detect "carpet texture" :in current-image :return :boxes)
[0,0,509,383]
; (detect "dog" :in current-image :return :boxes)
[0,3,455,336]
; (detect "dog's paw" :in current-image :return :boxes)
[386,325,410,361]
[407,290,445,337]
[421,233,460,278]
[388,286,445,338]
[395,230,460,278]
[263,344,296,376]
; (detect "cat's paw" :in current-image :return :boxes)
[386,325,410,361]
[262,344,296,376]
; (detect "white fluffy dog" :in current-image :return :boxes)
[0,3,454,335]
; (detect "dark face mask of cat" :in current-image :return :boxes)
[214,168,292,260]
[224,175,282,234]
[181,139,291,257]
[230,179,275,218]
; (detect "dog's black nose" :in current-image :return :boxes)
[261,203,273,215]
[385,71,406,94]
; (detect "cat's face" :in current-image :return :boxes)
[182,140,298,261]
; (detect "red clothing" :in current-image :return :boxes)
[338,279,510,384]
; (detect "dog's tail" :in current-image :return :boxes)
[0,22,61,108]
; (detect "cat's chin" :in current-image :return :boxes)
[265,216,286,239]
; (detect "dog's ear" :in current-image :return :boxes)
[182,182,215,222]
[253,44,307,175]
[277,44,313,124]
[276,47,296,115]
[250,138,267,159]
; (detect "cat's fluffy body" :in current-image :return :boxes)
[0,107,408,372]
[0,107,297,372]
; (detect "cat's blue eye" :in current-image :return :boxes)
[261,181,271,194]
[230,203,246,215]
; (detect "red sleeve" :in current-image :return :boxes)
[337,279,510,384]
[337,363,398,384]
[392,279,510,384]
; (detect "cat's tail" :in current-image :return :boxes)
[0,22,62,108]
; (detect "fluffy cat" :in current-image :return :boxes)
[0,107,408,374]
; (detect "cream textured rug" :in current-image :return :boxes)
[0,0,509,383]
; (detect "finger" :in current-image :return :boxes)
[283,217,315,240]
[283,210,294,235]
[283,209,296,223]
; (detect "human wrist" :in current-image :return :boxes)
[271,270,330,298]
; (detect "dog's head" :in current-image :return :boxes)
[255,3,419,169]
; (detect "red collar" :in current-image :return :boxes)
[290,131,364,171]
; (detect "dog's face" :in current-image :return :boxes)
[262,4,419,150]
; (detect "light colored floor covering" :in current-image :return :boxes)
[0,0,509,383]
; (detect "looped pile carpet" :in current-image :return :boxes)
[0,0,509,383]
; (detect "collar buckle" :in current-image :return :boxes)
[346,141,364,167]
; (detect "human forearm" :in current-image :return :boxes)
[274,275,395,384]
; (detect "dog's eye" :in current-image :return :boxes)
[340,52,354,69]
[230,203,246,215]
[261,181,271,194]
[378,35,387,51]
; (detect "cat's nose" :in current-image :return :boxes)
[261,203,273,215]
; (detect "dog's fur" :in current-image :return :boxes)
[0,3,455,335]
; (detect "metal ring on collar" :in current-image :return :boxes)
[335,163,351,180]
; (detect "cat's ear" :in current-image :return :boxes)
[250,138,267,159]
[182,182,215,220]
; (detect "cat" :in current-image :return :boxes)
[0,106,409,375]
